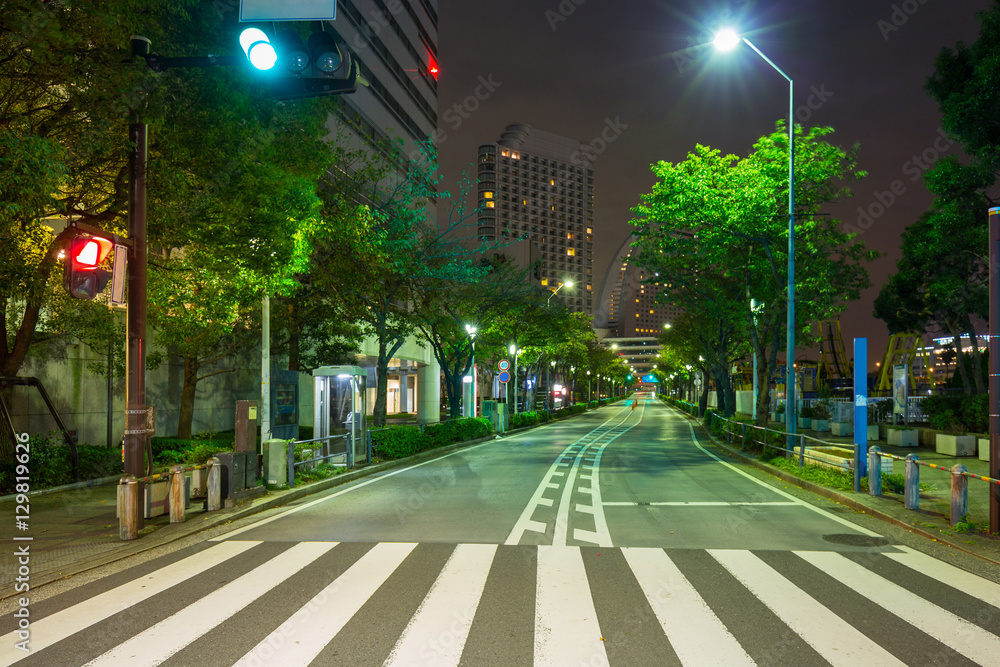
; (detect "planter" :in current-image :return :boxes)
[798,417,811,429]
[887,428,918,447]
[813,419,830,433]
[980,438,990,462]
[867,424,880,442]
[776,413,785,423]
[936,433,976,457]
[830,421,853,437]
[807,447,853,472]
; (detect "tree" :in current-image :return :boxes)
[314,142,488,426]
[631,124,873,422]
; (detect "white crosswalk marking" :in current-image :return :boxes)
[796,550,1000,665]
[8,541,1000,667]
[0,540,259,666]
[84,541,337,666]
[622,547,754,666]
[534,545,607,666]
[710,549,907,667]
[384,543,497,666]
[233,541,417,666]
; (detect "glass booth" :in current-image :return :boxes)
[313,366,368,467]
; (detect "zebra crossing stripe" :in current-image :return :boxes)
[884,545,1000,608]
[795,550,1000,666]
[384,543,497,666]
[233,542,418,666]
[621,547,754,666]
[84,541,337,666]
[534,545,607,666]
[0,540,259,665]
[709,549,907,667]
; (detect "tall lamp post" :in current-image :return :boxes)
[509,344,521,415]
[465,324,477,417]
[547,280,574,305]
[714,28,796,450]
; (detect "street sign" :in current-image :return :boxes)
[498,359,510,371]
[240,0,336,21]
[498,371,510,383]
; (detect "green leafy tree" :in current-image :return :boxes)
[631,125,873,422]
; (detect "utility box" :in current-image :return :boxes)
[313,366,368,468]
[482,400,506,433]
[263,438,288,487]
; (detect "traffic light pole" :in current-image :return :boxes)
[124,119,148,530]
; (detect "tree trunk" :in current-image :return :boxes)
[754,348,772,426]
[286,302,300,372]
[374,339,390,427]
[947,324,973,394]
[176,355,200,439]
[964,321,986,394]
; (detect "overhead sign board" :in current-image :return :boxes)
[240,0,336,21]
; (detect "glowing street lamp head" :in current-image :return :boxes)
[713,28,741,51]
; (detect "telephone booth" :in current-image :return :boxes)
[313,366,368,467]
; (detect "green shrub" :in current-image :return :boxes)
[961,394,989,434]
[371,425,425,460]
[371,418,493,461]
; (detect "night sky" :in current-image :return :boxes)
[436,0,993,365]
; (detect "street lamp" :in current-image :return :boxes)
[465,324,477,417]
[509,344,521,415]
[547,280,574,305]
[714,28,796,450]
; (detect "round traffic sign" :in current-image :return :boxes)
[498,371,510,383]
[498,359,510,371]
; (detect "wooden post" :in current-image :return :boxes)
[951,465,969,527]
[170,465,185,523]
[119,475,138,541]
[905,454,920,510]
[207,457,221,511]
[868,447,882,497]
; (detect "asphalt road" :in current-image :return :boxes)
[3,397,1000,666]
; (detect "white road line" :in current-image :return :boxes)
[622,547,754,666]
[710,549,906,667]
[534,546,607,667]
[884,545,1000,608]
[602,501,801,507]
[685,421,884,538]
[505,410,633,545]
[0,540,259,665]
[213,438,499,541]
[552,448,588,546]
[233,542,418,666]
[85,542,337,666]
[384,543,496,666]
[795,550,1000,665]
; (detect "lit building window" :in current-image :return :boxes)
[567,249,575,256]
[484,192,493,199]
[485,201,495,208]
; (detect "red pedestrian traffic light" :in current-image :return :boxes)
[64,233,113,299]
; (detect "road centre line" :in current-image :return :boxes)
[508,406,641,547]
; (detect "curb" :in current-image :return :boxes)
[5,408,610,598]
[674,407,1000,567]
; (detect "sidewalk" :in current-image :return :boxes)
[709,418,1000,564]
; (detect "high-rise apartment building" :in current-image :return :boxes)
[331,0,439,162]
[477,124,595,315]
[595,235,682,337]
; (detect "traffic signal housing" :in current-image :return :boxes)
[239,25,359,100]
[64,233,113,300]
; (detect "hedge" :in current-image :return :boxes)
[371,417,493,461]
